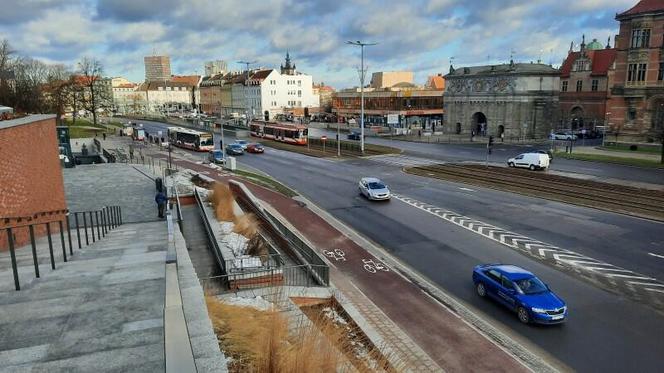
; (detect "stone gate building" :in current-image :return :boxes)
[443,61,560,139]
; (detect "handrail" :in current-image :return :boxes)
[194,189,226,274]
[2,205,123,291]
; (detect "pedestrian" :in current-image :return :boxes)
[155,190,167,219]
[102,132,106,140]
[471,130,475,142]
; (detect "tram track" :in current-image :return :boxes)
[405,164,664,221]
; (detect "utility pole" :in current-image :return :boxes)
[237,60,256,127]
[347,40,378,155]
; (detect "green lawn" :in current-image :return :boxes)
[601,143,662,154]
[554,151,663,168]
[231,169,298,197]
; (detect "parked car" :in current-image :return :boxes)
[208,149,225,164]
[472,264,567,324]
[225,143,244,155]
[233,139,249,149]
[246,143,265,153]
[549,132,577,140]
[507,153,550,170]
[358,177,391,201]
[528,150,553,162]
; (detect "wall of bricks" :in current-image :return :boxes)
[0,116,68,251]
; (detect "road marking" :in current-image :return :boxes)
[391,193,664,302]
[459,187,475,192]
[648,252,664,259]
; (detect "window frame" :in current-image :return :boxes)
[576,80,583,92]
[561,81,568,92]
[591,79,599,91]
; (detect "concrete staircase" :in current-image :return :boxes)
[0,221,167,372]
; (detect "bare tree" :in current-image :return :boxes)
[44,64,74,124]
[12,56,49,113]
[0,39,16,107]
[652,99,664,164]
[77,57,111,126]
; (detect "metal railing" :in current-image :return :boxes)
[200,264,330,295]
[2,206,123,291]
[172,185,183,232]
[194,189,226,274]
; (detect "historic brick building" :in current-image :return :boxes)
[444,61,560,139]
[607,0,664,141]
[560,36,616,132]
[0,115,67,251]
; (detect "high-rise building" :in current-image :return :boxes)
[205,60,227,76]
[144,55,171,82]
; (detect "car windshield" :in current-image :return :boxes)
[514,276,548,295]
[230,144,242,149]
[253,144,263,148]
[367,182,386,190]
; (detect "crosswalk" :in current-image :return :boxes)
[392,193,664,309]
[365,154,441,167]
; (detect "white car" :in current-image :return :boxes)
[507,153,550,170]
[234,139,249,149]
[358,177,391,201]
[549,132,577,140]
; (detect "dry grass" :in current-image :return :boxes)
[233,213,259,238]
[209,182,236,221]
[206,295,401,373]
[246,235,270,258]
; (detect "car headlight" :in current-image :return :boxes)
[531,307,547,313]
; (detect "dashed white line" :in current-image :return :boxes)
[648,252,664,259]
[459,187,475,192]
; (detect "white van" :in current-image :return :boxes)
[507,153,550,170]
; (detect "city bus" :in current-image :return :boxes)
[249,121,308,145]
[167,127,214,152]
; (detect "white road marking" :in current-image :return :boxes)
[392,193,664,297]
[459,187,475,192]
[648,252,664,259]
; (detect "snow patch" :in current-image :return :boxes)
[222,295,274,311]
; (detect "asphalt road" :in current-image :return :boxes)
[233,147,664,372]
[132,118,664,371]
[310,127,664,185]
[133,118,663,185]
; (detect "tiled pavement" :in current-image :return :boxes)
[0,221,167,372]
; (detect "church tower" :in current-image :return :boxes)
[280,51,296,75]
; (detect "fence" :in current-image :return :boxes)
[308,137,362,153]
[2,206,123,291]
[200,264,330,295]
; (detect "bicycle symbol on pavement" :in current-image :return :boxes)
[362,258,390,274]
[323,248,346,262]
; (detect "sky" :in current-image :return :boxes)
[0,0,637,88]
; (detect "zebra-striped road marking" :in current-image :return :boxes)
[392,193,664,304]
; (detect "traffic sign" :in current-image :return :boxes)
[321,135,327,141]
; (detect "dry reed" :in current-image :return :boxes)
[246,235,270,258]
[209,182,235,221]
[205,295,404,373]
[233,213,259,238]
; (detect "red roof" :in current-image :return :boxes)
[560,49,616,78]
[250,69,273,81]
[171,75,200,86]
[617,0,664,18]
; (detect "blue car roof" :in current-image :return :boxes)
[493,265,535,280]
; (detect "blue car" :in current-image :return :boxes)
[472,264,567,324]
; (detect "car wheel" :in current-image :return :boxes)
[529,164,536,171]
[476,282,487,297]
[508,162,514,167]
[517,307,530,324]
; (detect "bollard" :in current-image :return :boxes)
[46,222,56,270]
[29,225,40,278]
[75,213,82,249]
[83,212,89,245]
[59,220,67,262]
[7,228,20,290]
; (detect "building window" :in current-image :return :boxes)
[631,29,650,48]
[659,62,664,81]
[298,80,301,87]
[562,81,568,92]
[628,63,638,82]
[298,90,301,97]
[591,79,598,91]
[576,80,582,92]
[628,108,637,121]
[638,63,647,81]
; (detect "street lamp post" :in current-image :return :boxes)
[237,60,256,126]
[347,40,378,154]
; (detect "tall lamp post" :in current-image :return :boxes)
[346,40,378,154]
[237,60,256,126]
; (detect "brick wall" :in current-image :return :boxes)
[0,116,68,251]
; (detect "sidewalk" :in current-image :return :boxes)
[569,146,661,161]
[161,153,541,372]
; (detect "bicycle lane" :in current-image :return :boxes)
[159,155,531,372]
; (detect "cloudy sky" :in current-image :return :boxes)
[0,0,636,88]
